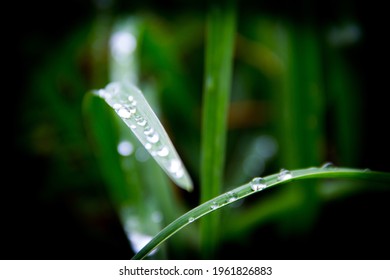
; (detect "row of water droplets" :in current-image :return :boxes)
[187,168,293,223]
[96,82,193,191]
[187,164,336,223]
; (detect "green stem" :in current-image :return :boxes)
[200,0,236,258]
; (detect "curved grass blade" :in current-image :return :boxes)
[94,81,193,191]
[132,167,390,259]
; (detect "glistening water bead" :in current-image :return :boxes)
[277,169,293,181]
[226,191,238,203]
[210,201,219,210]
[250,177,267,191]
[95,82,193,191]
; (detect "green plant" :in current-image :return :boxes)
[81,2,390,260]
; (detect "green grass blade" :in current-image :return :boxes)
[94,82,193,191]
[200,0,236,258]
[132,167,390,259]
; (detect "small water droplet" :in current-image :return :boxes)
[321,162,335,169]
[250,177,267,191]
[128,96,137,106]
[146,133,159,143]
[226,191,238,203]
[129,106,136,114]
[157,146,169,157]
[188,217,195,223]
[277,169,293,181]
[145,143,152,150]
[210,201,219,210]
[138,120,147,127]
[135,116,147,126]
[144,126,154,136]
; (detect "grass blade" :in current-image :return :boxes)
[200,0,236,258]
[132,167,390,259]
[94,82,193,191]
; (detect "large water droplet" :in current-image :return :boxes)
[169,159,181,173]
[117,107,132,119]
[277,169,292,181]
[250,177,267,191]
[188,217,195,223]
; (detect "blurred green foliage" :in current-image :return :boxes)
[11,0,390,259]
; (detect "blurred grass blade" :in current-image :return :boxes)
[109,16,140,84]
[83,92,167,258]
[94,82,193,191]
[133,167,390,259]
[200,0,236,258]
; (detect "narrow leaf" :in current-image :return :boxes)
[132,167,390,259]
[94,82,193,191]
[200,0,236,258]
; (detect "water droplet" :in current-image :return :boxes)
[129,106,136,114]
[145,143,152,150]
[188,217,195,223]
[277,169,292,181]
[169,159,181,173]
[134,115,147,126]
[210,201,219,210]
[226,191,238,203]
[157,146,169,157]
[173,168,184,178]
[146,133,159,143]
[113,103,122,110]
[144,126,154,136]
[321,162,334,169]
[250,177,267,191]
[117,107,132,119]
[137,119,147,126]
[128,96,137,106]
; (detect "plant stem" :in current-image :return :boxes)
[200,0,236,258]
